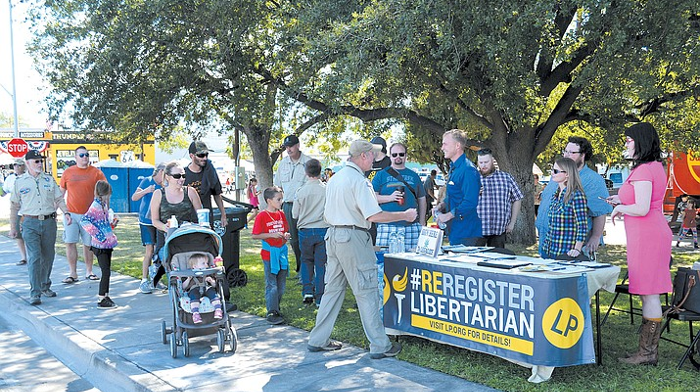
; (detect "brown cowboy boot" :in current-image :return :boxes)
[618,318,661,365]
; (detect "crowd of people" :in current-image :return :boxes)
[5,124,697,364]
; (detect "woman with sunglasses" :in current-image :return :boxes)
[150,161,203,234]
[149,161,203,288]
[606,123,672,365]
[540,158,588,259]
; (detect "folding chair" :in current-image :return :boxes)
[600,271,642,326]
[600,257,672,327]
[660,268,700,370]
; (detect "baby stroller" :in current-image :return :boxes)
[160,224,237,358]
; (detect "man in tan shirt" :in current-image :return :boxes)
[10,150,72,305]
[292,159,329,306]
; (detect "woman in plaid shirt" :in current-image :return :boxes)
[540,158,588,259]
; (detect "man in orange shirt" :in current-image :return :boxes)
[60,146,107,283]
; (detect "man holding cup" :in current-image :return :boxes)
[371,142,427,251]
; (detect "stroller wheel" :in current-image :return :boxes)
[170,333,178,358]
[182,331,190,357]
[161,320,168,344]
[228,326,238,354]
[217,329,225,353]
[227,268,248,288]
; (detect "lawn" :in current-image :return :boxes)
[2,214,699,391]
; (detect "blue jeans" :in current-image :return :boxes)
[299,228,328,304]
[262,260,287,314]
[22,216,58,298]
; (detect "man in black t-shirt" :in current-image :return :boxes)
[184,141,227,228]
[364,136,391,182]
[185,140,236,311]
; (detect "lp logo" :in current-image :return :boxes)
[542,298,584,349]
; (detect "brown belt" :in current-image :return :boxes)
[23,213,57,220]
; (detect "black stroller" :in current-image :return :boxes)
[159,224,237,358]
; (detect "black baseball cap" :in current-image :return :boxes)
[282,134,300,147]
[188,141,213,154]
[24,150,44,160]
[370,136,387,154]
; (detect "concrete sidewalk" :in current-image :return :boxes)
[0,235,497,392]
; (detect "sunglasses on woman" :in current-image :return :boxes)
[169,173,185,179]
[552,169,567,174]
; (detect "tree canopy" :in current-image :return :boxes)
[27,0,700,244]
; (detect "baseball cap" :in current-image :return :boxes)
[282,134,300,147]
[24,150,43,160]
[14,158,26,166]
[188,141,212,154]
[348,140,382,157]
[370,136,387,154]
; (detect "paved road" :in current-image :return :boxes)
[0,315,99,392]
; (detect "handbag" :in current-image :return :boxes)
[665,267,700,316]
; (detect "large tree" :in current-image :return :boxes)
[27,0,339,189]
[273,0,700,243]
[28,1,700,244]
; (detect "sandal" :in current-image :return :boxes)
[62,276,79,284]
[16,260,27,266]
[86,274,99,280]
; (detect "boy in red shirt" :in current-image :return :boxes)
[251,187,291,325]
[675,198,698,249]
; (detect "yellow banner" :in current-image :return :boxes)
[412,314,534,355]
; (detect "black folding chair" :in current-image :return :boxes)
[660,268,700,370]
[600,257,672,327]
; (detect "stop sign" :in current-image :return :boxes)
[7,138,29,158]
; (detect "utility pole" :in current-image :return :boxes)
[8,0,20,137]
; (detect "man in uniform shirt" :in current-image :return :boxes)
[274,134,311,273]
[10,150,72,305]
[60,146,106,283]
[536,136,612,256]
[475,148,524,248]
[307,140,417,359]
[292,159,329,306]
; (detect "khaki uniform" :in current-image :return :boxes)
[308,162,393,354]
[10,172,67,298]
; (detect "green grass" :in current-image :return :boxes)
[2,215,699,391]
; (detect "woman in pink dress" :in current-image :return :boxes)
[608,122,672,365]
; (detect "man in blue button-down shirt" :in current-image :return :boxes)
[536,136,612,256]
[434,129,482,245]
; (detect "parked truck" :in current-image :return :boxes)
[665,151,700,220]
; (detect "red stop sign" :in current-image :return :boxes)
[7,138,29,158]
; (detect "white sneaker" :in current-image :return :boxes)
[139,280,153,294]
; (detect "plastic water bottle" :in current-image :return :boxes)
[434,211,447,230]
[397,228,406,253]
[388,232,399,254]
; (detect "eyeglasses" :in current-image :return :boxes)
[477,148,492,156]
[552,168,567,174]
[30,159,43,164]
[563,150,581,155]
[391,152,406,157]
[196,152,208,158]
[78,153,89,158]
[169,173,185,179]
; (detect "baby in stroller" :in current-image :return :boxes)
[182,253,223,324]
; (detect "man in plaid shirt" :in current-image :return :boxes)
[475,149,524,248]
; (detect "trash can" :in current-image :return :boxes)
[212,203,252,288]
